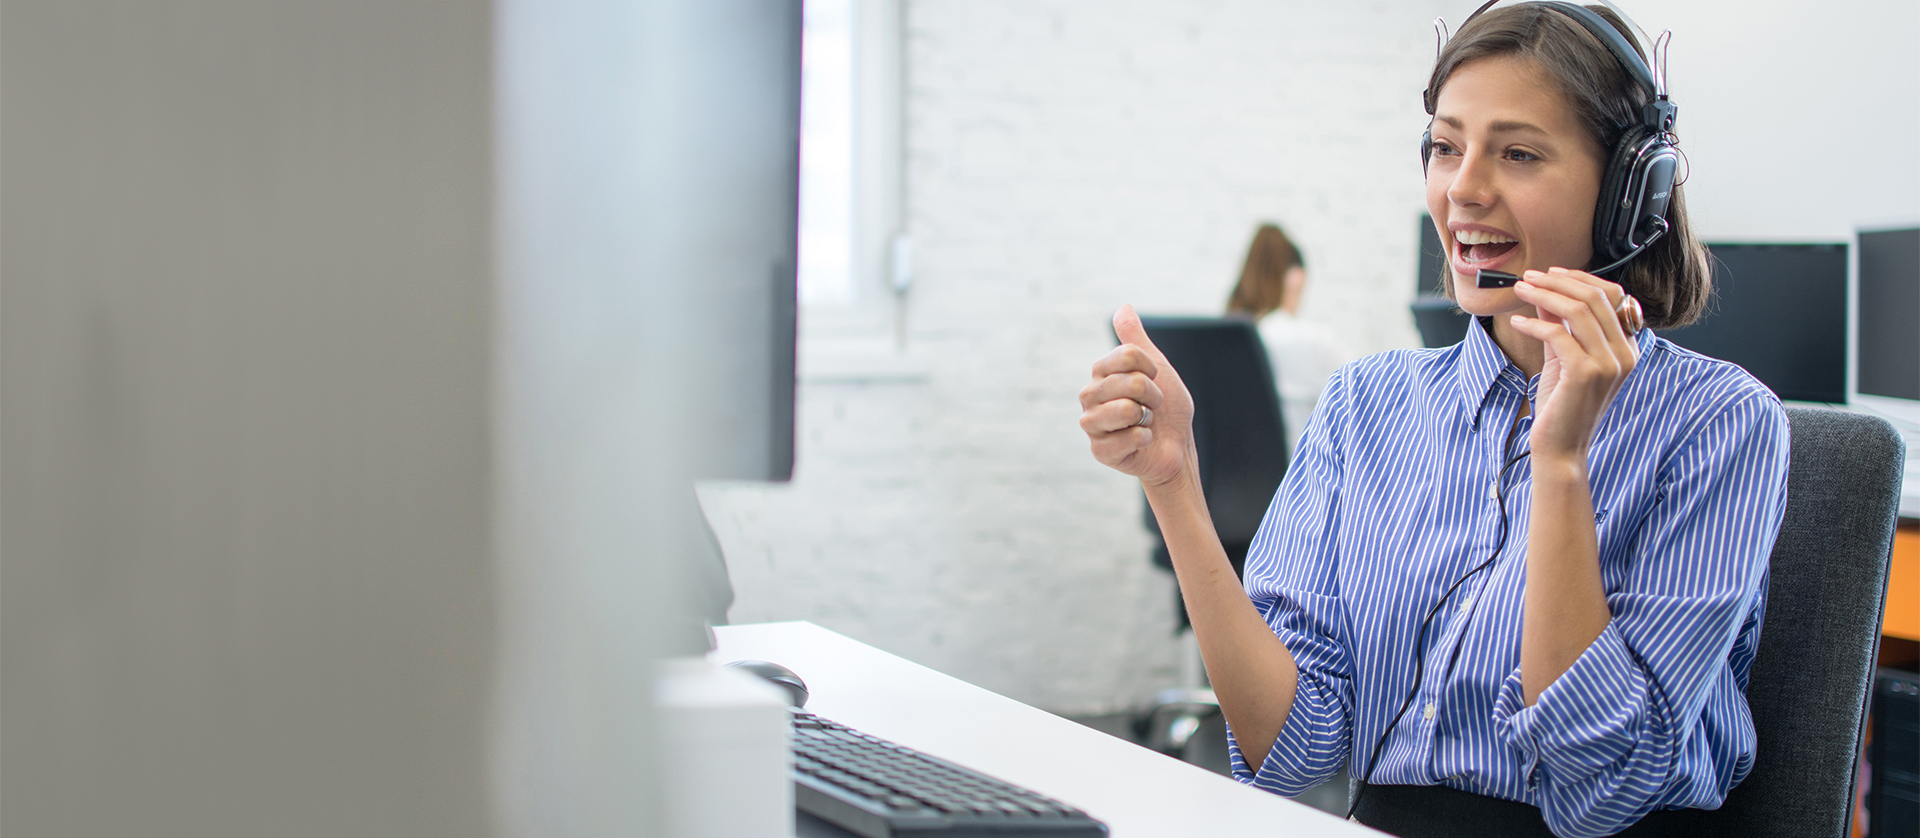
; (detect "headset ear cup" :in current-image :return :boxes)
[1594,126,1649,264]
[1420,130,1433,175]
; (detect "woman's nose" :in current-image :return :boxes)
[1447,151,1496,208]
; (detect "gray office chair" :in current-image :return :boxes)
[1657,407,1903,837]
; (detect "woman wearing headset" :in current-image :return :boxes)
[1078,4,1787,837]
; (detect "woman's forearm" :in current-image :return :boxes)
[1144,455,1300,767]
[1520,455,1612,705]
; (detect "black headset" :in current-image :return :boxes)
[1421,1,1680,288]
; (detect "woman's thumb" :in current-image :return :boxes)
[1112,305,1164,360]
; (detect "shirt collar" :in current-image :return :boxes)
[1452,314,1659,432]
[1455,315,1512,431]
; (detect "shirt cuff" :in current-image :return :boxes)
[1493,622,1649,785]
[1227,632,1349,796]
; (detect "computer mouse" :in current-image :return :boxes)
[724,659,809,708]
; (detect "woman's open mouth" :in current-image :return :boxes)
[1456,229,1519,265]
[1450,227,1523,280]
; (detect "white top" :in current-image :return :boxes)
[1256,312,1355,456]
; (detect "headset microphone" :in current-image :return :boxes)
[1475,216,1669,288]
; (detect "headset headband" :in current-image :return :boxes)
[1435,1,1677,133]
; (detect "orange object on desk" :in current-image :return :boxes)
[1888,524,1920,642]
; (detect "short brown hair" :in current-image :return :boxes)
[1427,3,1710,329]
[1225,223,1305,319]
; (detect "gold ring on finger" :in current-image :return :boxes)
[1615,295,1645,336]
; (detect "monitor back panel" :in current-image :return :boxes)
[1859,228,1920,401]
[1659,243,1848,404]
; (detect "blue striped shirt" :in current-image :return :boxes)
[1225,316,1790,838]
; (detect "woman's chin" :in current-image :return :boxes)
[1450,287,1527,320]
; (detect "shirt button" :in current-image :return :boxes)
[1423,703,1437,721]
[1486,481,1499,500]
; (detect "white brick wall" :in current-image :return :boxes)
[708,0,1448,714]
[705,0,1920,715]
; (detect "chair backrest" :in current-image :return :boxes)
[1410,296,1474,348]
[1668,407,1904,837]
[1132,317,1288,568]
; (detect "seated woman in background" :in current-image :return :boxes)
[1223,223,1355,458]
[1079,3,1788,836]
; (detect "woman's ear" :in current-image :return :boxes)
[1281,266,1308,315]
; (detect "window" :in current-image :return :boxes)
[797,0,909,352]
[798,0,856,305]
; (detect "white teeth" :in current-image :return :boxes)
[1456,230,1517,245]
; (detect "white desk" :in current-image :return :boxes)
[1793,397,1920,518]
[713,621,1379,837]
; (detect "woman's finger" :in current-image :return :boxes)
[1112,305,1171,369]
[1549,267,1625,305]
[1079,370,1163,412]
[1514,272,1636,373]
[1513,276,1620,363]
[1509,313,1592,375]
[1090,343,1159,381]
[1088,425,1152,466]
[1080,398,1154,435]
[1526,268,1640,348]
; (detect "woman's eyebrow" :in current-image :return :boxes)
[1432,115,1553,137]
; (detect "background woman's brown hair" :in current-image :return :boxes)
[1427,3,1712,329]
[1226,223,1306,319]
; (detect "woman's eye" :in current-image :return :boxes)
[1432,141,1460,157]
[1504,148,1539,162]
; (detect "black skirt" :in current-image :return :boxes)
[1351,783,1705,838]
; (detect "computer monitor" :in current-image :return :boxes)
[1418,214,1446,296]
[1412,214,1472,348]
[644,0,802,649]
[1855,227,1920,521]
[1658,243,1848,404]
[1858,228,1920,401]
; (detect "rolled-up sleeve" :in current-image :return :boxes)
[1491,393,1789,838]
[1227,369,1354,797]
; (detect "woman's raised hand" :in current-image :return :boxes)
[1508,268,1640,463]
[1079,305,1196,489]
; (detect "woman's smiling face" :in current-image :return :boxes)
[1425,55,1605,318]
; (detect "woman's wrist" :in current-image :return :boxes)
[1142,445,1206,514]
[1141,441,1202,491]
[1529,451,1590,486]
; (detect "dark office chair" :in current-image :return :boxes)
[1411,295,1473,348]
[1119,317,1290,776]
[1412,216,1473,348]
[1132,316,1290,594]
[1657,407,1903,837]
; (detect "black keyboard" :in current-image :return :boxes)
[791,710,1109,838]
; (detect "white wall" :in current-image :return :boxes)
[709,0,1920,715]
[1652,0,1920,240]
